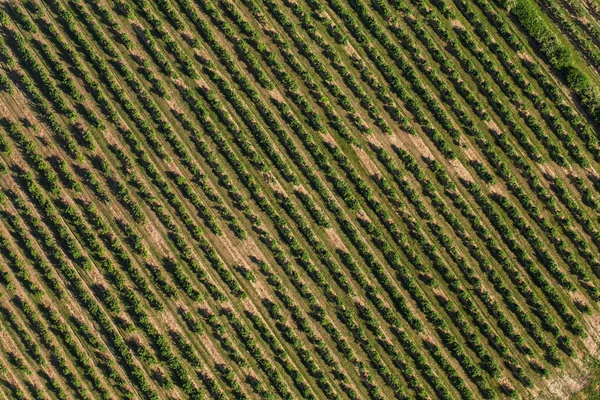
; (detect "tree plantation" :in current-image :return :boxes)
[0,0,600,399]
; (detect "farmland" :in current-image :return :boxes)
[0,0,600,398]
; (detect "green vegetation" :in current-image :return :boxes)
[508,0,600,122]
[0,0,598,398]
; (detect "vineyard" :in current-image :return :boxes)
[1,0,600,398]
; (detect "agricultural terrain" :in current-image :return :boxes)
[1,0,600,399]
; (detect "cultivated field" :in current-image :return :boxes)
[0,0,600,399]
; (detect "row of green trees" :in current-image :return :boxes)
[508,0,600,123]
